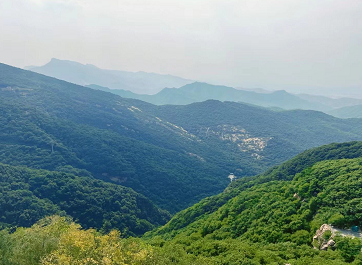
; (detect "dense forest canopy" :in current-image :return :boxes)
[140,144,362,263]
[0,163,170,236]
[1,63,362,263]
[3,144,362,263]
[2,63,362,213]
[150,141,362,237]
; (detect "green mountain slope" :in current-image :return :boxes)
[2,62,362,213]
[145,142,362,263]
[328,105,362,119]
[149,101,362,165]
[3,143,362,264]
[148,141,362,237]
[0,63,232,212]
[0,163,170,236]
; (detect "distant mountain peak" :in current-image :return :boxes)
[273,90,289,94]
[24,58,193,94]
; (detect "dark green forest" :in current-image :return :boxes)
[0,163,169,236]
[150,142,362,237]
[2,142,362,264]
[143,143,362,264]
[2,63,362,264]
[2,63,362,213]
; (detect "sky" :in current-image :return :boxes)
[1,0,362,97]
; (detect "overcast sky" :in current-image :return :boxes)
[1,0,361,97]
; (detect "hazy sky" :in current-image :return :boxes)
[1,0,362,97]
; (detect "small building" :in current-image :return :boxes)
[228,173,236,182]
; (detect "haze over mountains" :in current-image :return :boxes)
[26,59,362,115]
[88,83,362,113]
[26,58,193,94]
[328,104,362,119]
[3,0,362,262]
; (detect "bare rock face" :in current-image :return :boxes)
[313,224,335,250]
[313,224,332,240]
[320,239,336,250]
[293,193,300,199]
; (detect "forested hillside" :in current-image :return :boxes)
[3,142,362,264]
[150,101,362,164]
[148,141,362,237]
[0,163,170,236]
[143,142,362,264]
[2,63,362,213]
[0,63,230,212]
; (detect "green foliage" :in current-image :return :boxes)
[335,236,362,262]
[4,153,362,264]
[146,156,362,263]
[1,216,358,265]
[323,231,332,241]
[149,142,362,239]
[3,63,362,264]
[329,213,346,227]
[0,163,170,236]
[0,216,210,265]
[162,158,362,240]
[2,63,362,213]
[291,230,311,245]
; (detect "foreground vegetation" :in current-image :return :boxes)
[1,215,362,265]
[3,144,362,264]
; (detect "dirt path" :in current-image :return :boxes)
[331,226,362,238]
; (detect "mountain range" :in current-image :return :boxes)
[2,61,362,263]
[88,82,362,114]
[3,62,362,216]
[25,58,193,94]
[27,59,362,114]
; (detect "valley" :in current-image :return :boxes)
[2,63,362,215]
[2,1,362,264]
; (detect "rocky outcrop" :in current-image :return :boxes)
[313,224,335,250]
[320,239,336,250]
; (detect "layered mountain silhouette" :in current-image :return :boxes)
[327,104,362,119]
[26,59,362,113]
[88,82,362,112]
[25,58,193,94]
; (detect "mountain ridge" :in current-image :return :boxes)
[143,141,362,263]
[2,62,362,214]
[25,58,193,94]
[88,82,362,113]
